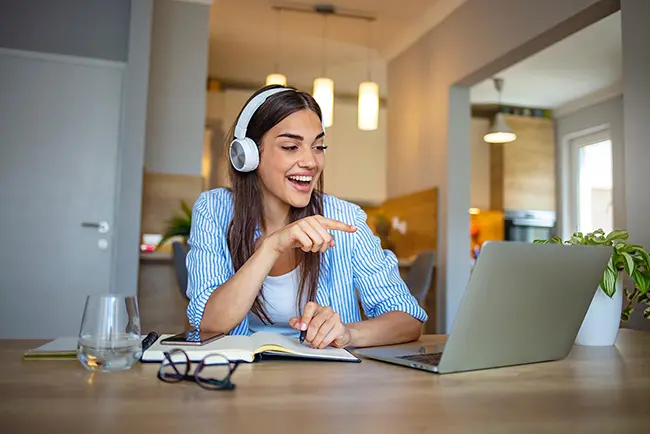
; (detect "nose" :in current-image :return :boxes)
[297,147,317,169]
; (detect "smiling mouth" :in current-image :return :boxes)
[287,175,313,190]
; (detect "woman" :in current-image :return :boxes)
[186,84,427,349]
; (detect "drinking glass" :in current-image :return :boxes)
[77,294,142,372]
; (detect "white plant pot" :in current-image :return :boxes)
[575,275,623,346]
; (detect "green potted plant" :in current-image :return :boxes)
[156,200,192,249]
[535,229,650,346]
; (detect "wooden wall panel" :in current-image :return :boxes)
[499,115,556,211]
[362,188,438,259]
[490,143,504,210]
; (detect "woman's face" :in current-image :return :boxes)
[257,109,326,209]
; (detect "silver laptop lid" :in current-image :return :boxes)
[437,241,612,374]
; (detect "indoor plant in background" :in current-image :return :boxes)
[535,229,650,346]
[156,200,192,249]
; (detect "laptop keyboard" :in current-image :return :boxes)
[397,352,443,366]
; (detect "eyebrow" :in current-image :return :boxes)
[277,132,325,143]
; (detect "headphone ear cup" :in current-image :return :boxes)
[229,138,259,172]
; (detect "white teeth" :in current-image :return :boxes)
[288,175,312,182]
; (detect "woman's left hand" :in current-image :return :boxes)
[289,302,352,349]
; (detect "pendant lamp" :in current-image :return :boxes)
[483,78,516,144]
[266,9,287,87]
[313,77,334,127]
[358,20,378,131]
[313,14,333,127]
[265,73,287,86]
[358,81,378,130]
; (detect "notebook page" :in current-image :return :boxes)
[249,331,358,361]
[141,334,257,362]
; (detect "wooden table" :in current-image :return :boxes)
[1,330,649,433]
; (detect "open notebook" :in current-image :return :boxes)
[142,331,360,363]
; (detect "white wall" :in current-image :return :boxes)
[145,0,210,176]
[206,89,388,205]
[621,0,650,331]
[554,95,625,239]
[0,0,130,61]
[0,0,152,335]
[470,118,491,210]
[113,0,154,297]
[387,0,618,332]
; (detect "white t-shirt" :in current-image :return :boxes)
[247,267,306,337]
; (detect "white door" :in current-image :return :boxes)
[567,129,614,236]
[0,50,123,338]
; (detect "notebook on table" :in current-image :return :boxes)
[142,331,360,363]
[23,337,78,360]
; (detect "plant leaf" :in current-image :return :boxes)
[621,251,636,276]
[638,248,650,269]
[631,269,650,295]
[600,259,618,297]
[181,200,193,220]
[638,291,650,304]
[605,229,628,242]
[644,306,650,319]
[621,305,633,321]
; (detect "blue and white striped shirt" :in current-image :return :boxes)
[185,188,428,335]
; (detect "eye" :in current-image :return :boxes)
[281,145,298,151]
[313,145,328,152]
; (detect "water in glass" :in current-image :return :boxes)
[77,294,142,372]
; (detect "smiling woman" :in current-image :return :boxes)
[185,85,427,350]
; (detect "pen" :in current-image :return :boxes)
[141,331,159,353]
[299,329,306,344]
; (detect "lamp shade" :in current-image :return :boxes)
[483,112,516,143]
[313,77,334,127]
[265,73,287,86]
[358,81,379,131]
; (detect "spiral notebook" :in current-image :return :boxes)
[142,331,360,363]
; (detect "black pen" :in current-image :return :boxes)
[299,329,306,344]
[141,331,159,353]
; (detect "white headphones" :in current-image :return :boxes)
[229,87,325,172]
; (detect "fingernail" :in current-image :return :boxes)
[300,323,308,331]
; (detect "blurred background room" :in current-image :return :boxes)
[3,0,648,339]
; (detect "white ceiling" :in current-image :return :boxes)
[470,11,622,109]
[207,0,465,97]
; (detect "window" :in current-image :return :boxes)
[567,129,613,235]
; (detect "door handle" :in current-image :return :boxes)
[81,221,110,234]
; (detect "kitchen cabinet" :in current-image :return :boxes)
[490,115,556,211]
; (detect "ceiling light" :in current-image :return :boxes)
[358,19,378,131]
[313,77,334,128]
[358,81,378,131]
[484,78,516,144]
[266,9,287,88]
[484,113,516,143]
[265,73,287,86]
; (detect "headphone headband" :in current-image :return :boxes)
[234,87,293,139]
[229,86,326,173]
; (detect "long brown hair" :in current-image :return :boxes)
[226,85,325,324]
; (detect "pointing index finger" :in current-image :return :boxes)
[317,217,357,233]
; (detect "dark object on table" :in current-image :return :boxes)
[172,241,190,301]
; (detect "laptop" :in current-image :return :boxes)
[354,241,611,374]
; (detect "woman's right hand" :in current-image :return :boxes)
[266,215,357,254]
